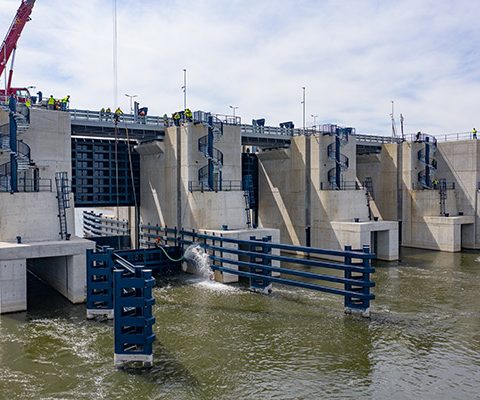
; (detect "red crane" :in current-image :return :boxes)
[0,0,36,102]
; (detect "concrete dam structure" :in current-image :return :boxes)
[0,103,478,314]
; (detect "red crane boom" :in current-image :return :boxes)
[0,0,36,99]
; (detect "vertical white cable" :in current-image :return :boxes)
[113,0,118,109]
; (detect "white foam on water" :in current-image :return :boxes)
[194,279,240,292]
[183,244,214,280]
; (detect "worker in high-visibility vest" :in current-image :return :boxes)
[472,128,477,140]
[173,112,181,126]
[61,95,70,111]
[184,108,192,122]
[113,107,123,124]
[48,95,55,110]
[25,98,31,108]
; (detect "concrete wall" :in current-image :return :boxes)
[435,140,480,245]
[0,108,94,313]
[257,135,398,256]
[258,143,305,246]
[0,109,75,243]
[0,258,26,313]
[139,122,246,230]
[0,192,74,242]
[392,140,479,250]
[357,144,400,221]
[22,109,72,181]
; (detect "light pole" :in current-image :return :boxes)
[125,94,138,114]
[229,105,239,117]
[311,114,318,128]
[302,86,311,247]
[302,87,306,134]
[182,69,187,110]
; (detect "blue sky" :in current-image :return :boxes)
[1,0,479,135]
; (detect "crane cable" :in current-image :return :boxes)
[113,0,120,249]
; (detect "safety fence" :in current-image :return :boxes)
[0,175,52,192]
[320,181,363,190]
[87,224,374,367]
[188,180,243,192]
[410,131,472,143]
[413,181,456,191]
[138,224,375,316]
[83,210,130,237]
[69,109,164,126]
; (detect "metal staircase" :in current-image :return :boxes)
[197,113,224,190]
[0,102,34,191]
[325,126,352,189]
[417,134,437,189]
[55,172,71,240]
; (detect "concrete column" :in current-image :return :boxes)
[176,126,182,229]
[0,259,27,314]
[305,135,311,246]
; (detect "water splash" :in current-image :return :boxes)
[183,244,213,280]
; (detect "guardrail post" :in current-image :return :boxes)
[361,245,372,317]
[343,245,352,312]
[86,247,114,319]
[113,267,156,368]
[344,245,372,317]
[248,236,272,294]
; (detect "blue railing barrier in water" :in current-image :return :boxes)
[138,224,375,317]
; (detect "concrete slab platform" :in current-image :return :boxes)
[330,220,399,261]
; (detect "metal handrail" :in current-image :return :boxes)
[69,109,164,126]
[410,131,472,143]
[355,134,401,144]
[321,180,362,190]
[188,180,242,192]
[0,176,52,192]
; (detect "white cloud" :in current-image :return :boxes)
[1,0,480,135]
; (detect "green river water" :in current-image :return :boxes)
[0,247,479,399]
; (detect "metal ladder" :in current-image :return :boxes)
[243,175,255,228]
[55,172,71,240]
[439,178,447,216]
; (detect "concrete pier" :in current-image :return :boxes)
[0,107,94,314]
